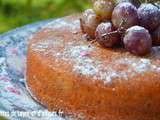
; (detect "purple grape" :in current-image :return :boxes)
[138,3,160,31]
[112,2,139,29]
[123,26,152,56]
[93,0,115,20]
[152,25,160,46]
[81,9,100,38]
[95,22,120,48]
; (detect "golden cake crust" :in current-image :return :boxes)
[27,15,160,120]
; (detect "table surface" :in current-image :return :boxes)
[0,19,66,120]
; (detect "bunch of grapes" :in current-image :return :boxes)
[80,0,160,56]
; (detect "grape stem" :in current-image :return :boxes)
[102,19,126,39]
[80,18,85,33]
[151,2,160,8]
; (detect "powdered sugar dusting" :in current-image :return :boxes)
[117,2,137,11]
[116,57,160,75]
[127,26,148,32]
[139,3,159,15]
[138,3,160,25]
[31,41,50,52]
[31,18,160,83]
[31,39,63,52]
[51,40,160,83]
[32,38,160,83]
[54,45,101,77]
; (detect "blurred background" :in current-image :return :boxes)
[0,0,91,33]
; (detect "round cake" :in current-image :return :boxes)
[26,15,160,120]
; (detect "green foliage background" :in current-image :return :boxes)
[0,0,91,33]
[0,0,159,33]
[0,116,7,120]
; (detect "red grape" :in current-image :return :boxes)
[112,2,139,29]
[152,25,160,46]
[138,3,160,31]
[80,9,100,38]
[123,26,152,56]
[95,22,120,48]
[93,0,115,20]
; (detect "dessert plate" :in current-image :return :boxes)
[0,19,66,120]
[1,16,160,120]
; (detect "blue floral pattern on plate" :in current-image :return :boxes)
[0,20,66,120]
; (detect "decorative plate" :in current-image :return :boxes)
[0,19,67,120]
